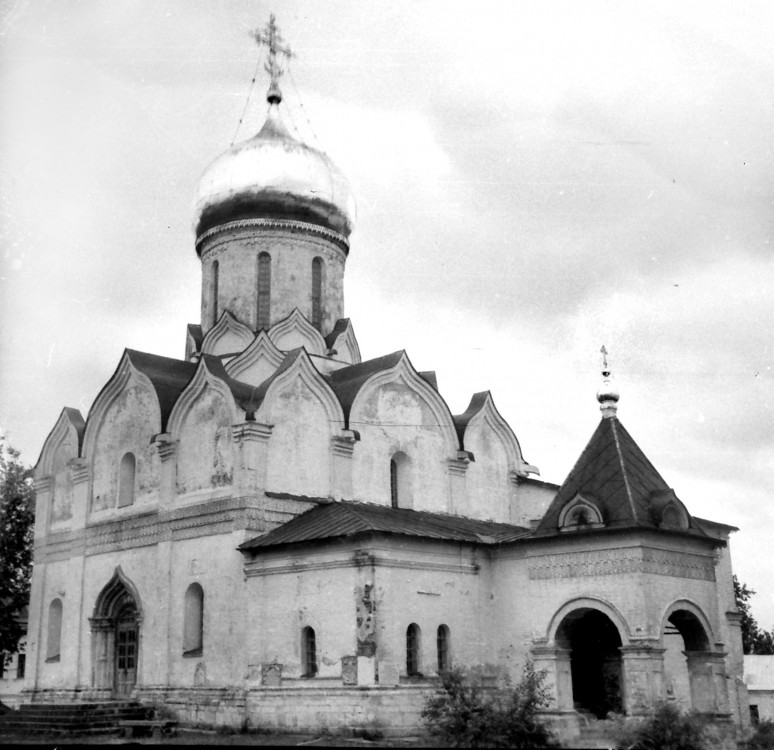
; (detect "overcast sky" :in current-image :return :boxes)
[1,0,772,626]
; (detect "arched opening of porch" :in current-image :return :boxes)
[661,605,725,714]
[556,608,623,719]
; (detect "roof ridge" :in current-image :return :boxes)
[610,418,639,523]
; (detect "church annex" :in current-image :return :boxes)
[24,16,748,741]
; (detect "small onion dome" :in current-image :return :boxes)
[194,104,355,240]
[597,369,620,417]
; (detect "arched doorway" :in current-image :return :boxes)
[556,608,623,718]
[90,568,142,699]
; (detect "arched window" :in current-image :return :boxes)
[311,257,323,330]
[406,623,421,676]
[183,583,204,656]
[118,452,136,508]
[46,598,63,662]
[257,252,271,329]
[437,624,451,673]
[212,260,220,326]
[558,495,603,531]
[661,504,685,529]
[390,452,410,509]
[301,626,317,677]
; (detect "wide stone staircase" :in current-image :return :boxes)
[0,701,150,736]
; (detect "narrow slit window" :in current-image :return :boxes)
[257,252,271,329]
[212,260,220,326]
[406,623,421,676]
[46,598,63,662]
[183,583,204,656]
[311,257,323,330]
[118,452,136,508]
[437,624,451,673]
[390,452,410,509]
[302,626,317,677]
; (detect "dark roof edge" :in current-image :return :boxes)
[692,516,740,534]
[519,476,560,491]
[521,524,726,548]
[240,527,513,555]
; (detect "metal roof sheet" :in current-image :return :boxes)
[240,500,532,551]
[534,416,707,538]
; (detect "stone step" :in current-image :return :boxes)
[0,701,149,736]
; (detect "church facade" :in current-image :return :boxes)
[23,19,749,741]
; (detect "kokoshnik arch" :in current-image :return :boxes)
[23,14,749,742]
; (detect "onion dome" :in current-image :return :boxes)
[194,102,355,240]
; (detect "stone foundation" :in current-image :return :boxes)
[133,684,430,737]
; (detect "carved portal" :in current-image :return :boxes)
[90,567,143,697]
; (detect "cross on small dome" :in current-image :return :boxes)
[596,345,620,418]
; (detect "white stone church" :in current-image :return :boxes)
[23,17,749,742]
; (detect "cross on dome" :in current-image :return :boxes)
[597,345,620,417]
[251,14,294,104]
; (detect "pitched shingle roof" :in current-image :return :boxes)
[240,500,531,551]
[534,416,706,537]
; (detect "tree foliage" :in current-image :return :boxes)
[0,438,34,660]
[735,575,774,655]
[421,663,559,748]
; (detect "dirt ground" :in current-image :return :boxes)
[0,727,431,747]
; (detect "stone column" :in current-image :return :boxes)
[134,611,145,697]
[685,650,731,716]
[447,452,471,515]
[232,422,273,494]
[531,642,573,711]
[725,611,751,728]
[66,460,90,691]
[353,551,377,686]
[620,643,666,716]
[331,430,358,499]
[25,484,50,694]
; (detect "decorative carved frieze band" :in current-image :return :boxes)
[34,495,271,562]
[245,554,480,579]
[527,547,715,581]
[196,218,349,255]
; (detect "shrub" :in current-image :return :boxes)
[150,702,178,721]
[421,663,558,748]
[609,701,711,750]
[742,720,774,750]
